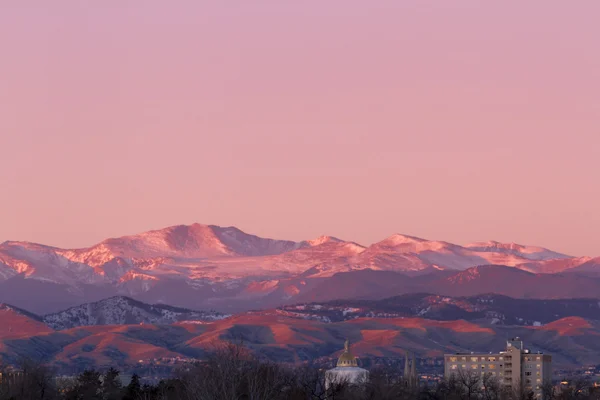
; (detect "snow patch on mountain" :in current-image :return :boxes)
[42,296,229,330]
[465,241,571,261]
[211,225,306,256]
[307,236,343,246]
[0,223,591,313]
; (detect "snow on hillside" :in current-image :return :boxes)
[0,241,107,285]
[0,223,594,313]
[209,225,306,256]
[1,226,581,286]
[0,261,17,280]
[42,296,229,330]
[465,241,571,261]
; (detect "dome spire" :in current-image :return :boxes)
[326,339,369,390]
[337,338,358,367]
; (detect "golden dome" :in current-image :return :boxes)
[337,339,358,367]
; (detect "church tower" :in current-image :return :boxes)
[403,351,418,388]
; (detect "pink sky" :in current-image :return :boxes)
[0,1,598,256]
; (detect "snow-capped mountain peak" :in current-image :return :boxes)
[307,235,343,246]
[382,233,427,245]
[209,224,305,256]
[464,241,571,261]
[369,234,455,253]
[0,223,594,315]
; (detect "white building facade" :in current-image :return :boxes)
[325,340,369,392]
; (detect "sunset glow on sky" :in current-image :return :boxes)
[1,1,598,256]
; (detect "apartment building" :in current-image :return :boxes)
[444,338,552,398]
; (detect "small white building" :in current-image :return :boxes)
[325,339,369,392]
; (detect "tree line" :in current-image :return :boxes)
[1,342,599,400]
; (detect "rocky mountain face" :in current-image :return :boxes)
[42,296,228,330]
[0,224,596,314]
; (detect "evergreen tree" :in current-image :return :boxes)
[102,368,122,400]
[123,373,142,400]
[75,369,103,400]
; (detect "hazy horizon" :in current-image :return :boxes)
[1,1,598,256]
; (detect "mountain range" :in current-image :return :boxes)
[0,223,598,314]
[280,293,600,325]
[2,296,600,372]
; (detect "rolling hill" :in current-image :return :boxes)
[1,302,600,372]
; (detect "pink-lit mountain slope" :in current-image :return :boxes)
[1,305,600,371]
[0,304,52,359]
[464,241,571,261]
[0,224,597,313]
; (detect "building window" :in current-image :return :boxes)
[449,357,457,362]
[471,365,479,370]
[451,365,458,370]
[488,364,496,369]
[536,357,541,361]
[488,357,497,362]
[471,357,479,362]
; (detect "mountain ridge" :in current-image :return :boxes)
[42,295,228,330]
[1,223,597,314]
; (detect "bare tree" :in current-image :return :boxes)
[454,369,483,400]
[503,378,534,400]
[479,373,502,400]
[0,358,57,400]
[360,366,418,400]
[245,361,289,400]
[287,364,349,400]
